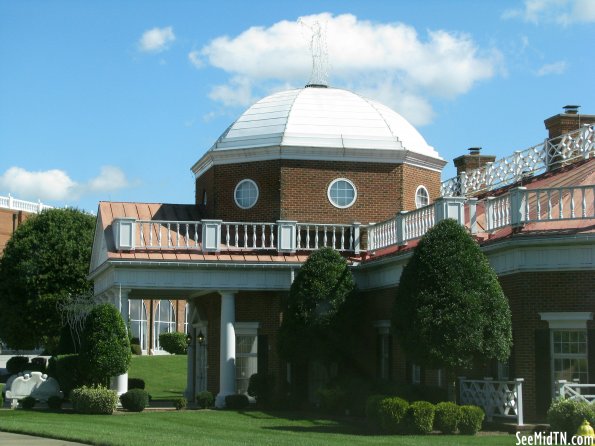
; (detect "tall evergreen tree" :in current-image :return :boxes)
[392,219,512,386]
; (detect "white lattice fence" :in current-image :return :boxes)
[557,381,595,404]
[459,377,524,425]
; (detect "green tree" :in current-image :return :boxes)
[278,247,360,367]
[392,219,512,391]
[79,303,131,386]
[0,208,95,350]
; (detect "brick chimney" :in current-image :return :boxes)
[544,105,595,139]
[453,147,496,175]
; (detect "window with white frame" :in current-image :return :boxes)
[552,330,588,383]
[235,322,259,394]
[540,312,593,392]
[234,179,259,209]
[154,300,176,351]
[415,185,429,209]
[129,300,148,352]
[327,178,357,208]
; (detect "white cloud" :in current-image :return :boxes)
[138,26,175,53]
[188,50,204,68]
[199,13,501,126]
[0,166,129,202]
[536,60,567,76]
[503,0,595,25]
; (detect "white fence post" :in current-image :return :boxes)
[113,217,137,251]
[396,211,407,246]
[468,198,478,234]
[277,220,297,253]
[516,379,524,426]
[201,219,222,253]
[352,222,361,255]
[509,187,527,227]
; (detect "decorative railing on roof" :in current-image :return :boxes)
[0,194,53,214]
[441,125,595,197]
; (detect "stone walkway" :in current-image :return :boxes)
[0,431,89,445]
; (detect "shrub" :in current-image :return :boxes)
[120,389,149,412]
[247,373,274,407]
[365,394,386,431]
[47,396,64,411]
[79,304,131,386]
[317,386,347,414]
[378,397,409,433]
[47,354,84,398]
[128,378,145,390]
[196,391,214,409]
[225,394,249,410]
[70,386,118,414]
[434,401,461,434]
[548,398,595,437]
[458,405,485,435]
[174,397,187,410]
[6,356,30,375]
[406,401,435,434]
[20,396,36,410]
[159,332,188,355]
[131,344,142,355]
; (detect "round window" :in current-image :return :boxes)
[327,178,357,209]
[234,179,259,209]
[415,185,429,209]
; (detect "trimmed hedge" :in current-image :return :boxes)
[71,386,118,414]
[128,378,146,390]
[434,401,461,434]
[378,397,409,433]
[159,332,188,355]
[225,394,249,410]
[47,354,84,398]
[548,398,595,437]
[175,397,188,410]
[459,405,485,435]
[47,395,64,411]
[196,391,214,409]
[6,356,29,375]
[407,400,435,434]
[120,389,149,412]
[20,396,36,410]
[365,394,385,430]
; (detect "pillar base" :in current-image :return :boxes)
[215,392,232,408]
[110,372,128,397]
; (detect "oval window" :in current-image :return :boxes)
[415,185,429,209]
[234,179,259,209]
[327,178,357,209]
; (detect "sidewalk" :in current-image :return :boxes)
[0,431,89,445]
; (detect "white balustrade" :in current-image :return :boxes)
[557,380,595,404]
[0,194,53,214]
[296,223,355,251]
[137,220,202,250]
[459,377,524,425]
[442,125,595,197]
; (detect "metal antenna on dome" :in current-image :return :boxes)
[299,19,329,88]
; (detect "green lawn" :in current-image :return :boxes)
[0,410,516,446]
[128,355,186,400]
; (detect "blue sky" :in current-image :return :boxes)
[1,0,593,212]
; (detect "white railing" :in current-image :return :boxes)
[296,223,358,252]
[0,194,53,214]
[459,377,524,425]
[367,197,465,251]
[442,125,595,197]
[138,220,203,249]
[222,222,276,250]
[557,381,595,404]
[486,185,595,232]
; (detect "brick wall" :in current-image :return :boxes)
[0,208,32,256]
[194,160,442,225]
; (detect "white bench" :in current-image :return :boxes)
[4,371,63,408]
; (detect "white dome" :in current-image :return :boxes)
[211,87,440,157]
[193,86,444,177]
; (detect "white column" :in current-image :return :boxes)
[215,291,236,408]
[110,287,129,396]
[184,300,195,401]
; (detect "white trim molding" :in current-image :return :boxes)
[539,312,594,329]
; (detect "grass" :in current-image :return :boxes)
[128,355,186,400]
[0,409,517,446]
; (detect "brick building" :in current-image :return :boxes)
[89,84,595,421]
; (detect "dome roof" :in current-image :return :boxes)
[212,86,439,156]
[192,86,445,177]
